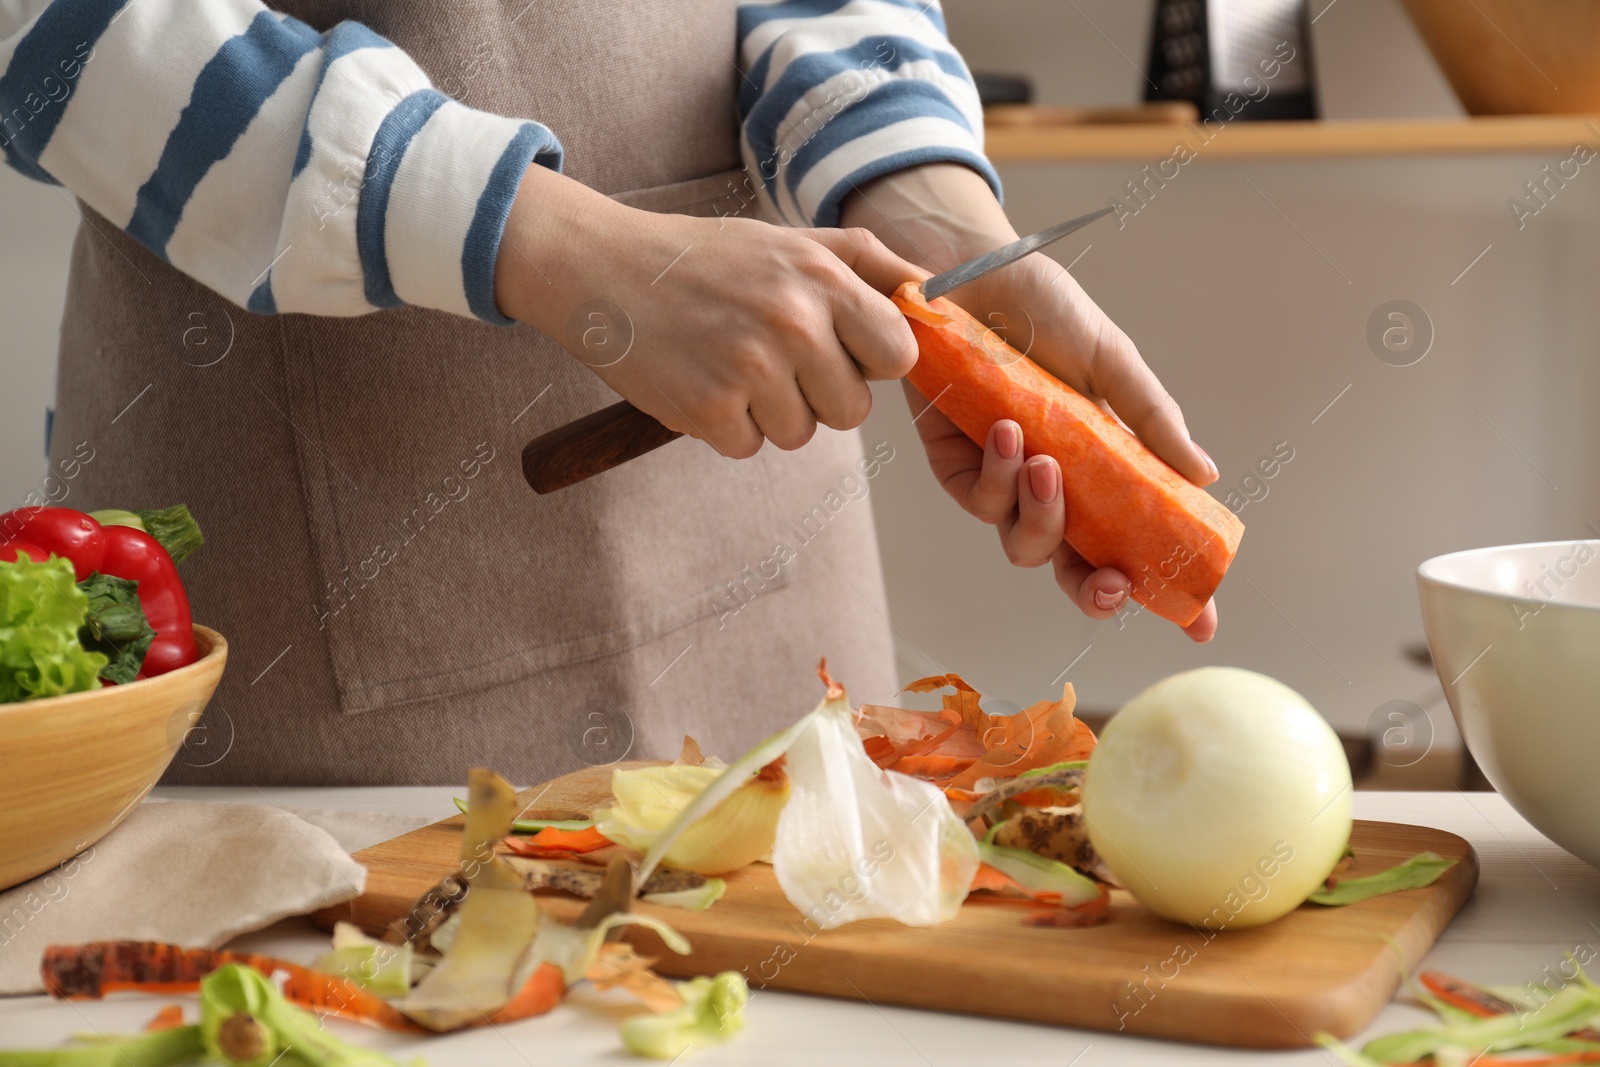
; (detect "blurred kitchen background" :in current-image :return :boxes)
[2,0,1595,787]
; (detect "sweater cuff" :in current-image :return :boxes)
[809,137,1002,230]
[752,78,1002,229]
[363,94,562,325]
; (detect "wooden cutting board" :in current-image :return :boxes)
[310,763,1478,1049]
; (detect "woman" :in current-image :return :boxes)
[1,0,1218,785]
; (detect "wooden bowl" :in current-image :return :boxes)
[0,625,227,890]
[1399,0,1600,114]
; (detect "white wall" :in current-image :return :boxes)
[1,0,1594,751]
[0,172,76,502]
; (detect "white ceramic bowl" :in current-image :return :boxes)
[1417,541,1600,868]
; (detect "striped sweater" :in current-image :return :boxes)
[0,0,998,324]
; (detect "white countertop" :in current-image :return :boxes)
[5,788,1598,1065]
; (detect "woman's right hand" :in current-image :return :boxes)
[493,163,924,457]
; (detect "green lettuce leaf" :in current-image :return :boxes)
[0,556,106,702]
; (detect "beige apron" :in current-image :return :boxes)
[48,0,898,785]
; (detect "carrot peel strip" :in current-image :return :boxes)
[502,824,612,856]
[484,962,566,1024]
[969,862,1024,895]
[41,941,424,1032]
[143,1004,186,1032]
[1419,970,1600,1044]
[1470,1055,1600,1066]
[860,734,898,767]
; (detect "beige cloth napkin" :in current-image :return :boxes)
[0,800,427,996]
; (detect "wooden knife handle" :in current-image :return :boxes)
[521,400,684,494]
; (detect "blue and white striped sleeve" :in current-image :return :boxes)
[736,0,1001,229]
[0,0,561,322]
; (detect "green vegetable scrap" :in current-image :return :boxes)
[976,839,1103,907]
[0,555,107,701]
[1317,961,1600,1066]
[1312,1034,1386,1067]
[620,972,750,1060]
[76,572,157,685]
[1017,759,1089,779]
[1308,851,1456,907]
[641,878,727,912]
[1368,981,1600,1064]
[198,964,415,1067]
[0,1025,202,1067]
[311,944,415,1000]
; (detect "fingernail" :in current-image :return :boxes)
[1028,458,1058,502]
[1195,442,1219,481]
[995,421,1020,460]
[1093,588,1126,612]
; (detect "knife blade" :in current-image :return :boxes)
[920,205,1112,301]
[521,207,1112,494]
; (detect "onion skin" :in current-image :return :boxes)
[1081,667,1352,930]
[597,762,789,876]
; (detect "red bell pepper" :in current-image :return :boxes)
[0,507,197,676]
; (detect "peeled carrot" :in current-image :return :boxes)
[893,281,1245,626]
[41,941,423,1032]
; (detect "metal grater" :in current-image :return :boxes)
[1143,0,1318,121]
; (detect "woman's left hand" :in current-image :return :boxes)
[838,164,1222,642]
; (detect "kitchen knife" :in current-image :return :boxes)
[520,206,1113,494]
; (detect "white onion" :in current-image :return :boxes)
[1081,667,1352,929]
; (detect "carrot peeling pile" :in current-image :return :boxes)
[856,672,1095,799]
[848,672,1116,926]
[40,940,424,1031]
[893,281,1245,626]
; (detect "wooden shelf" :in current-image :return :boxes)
[983,115,1600,163]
